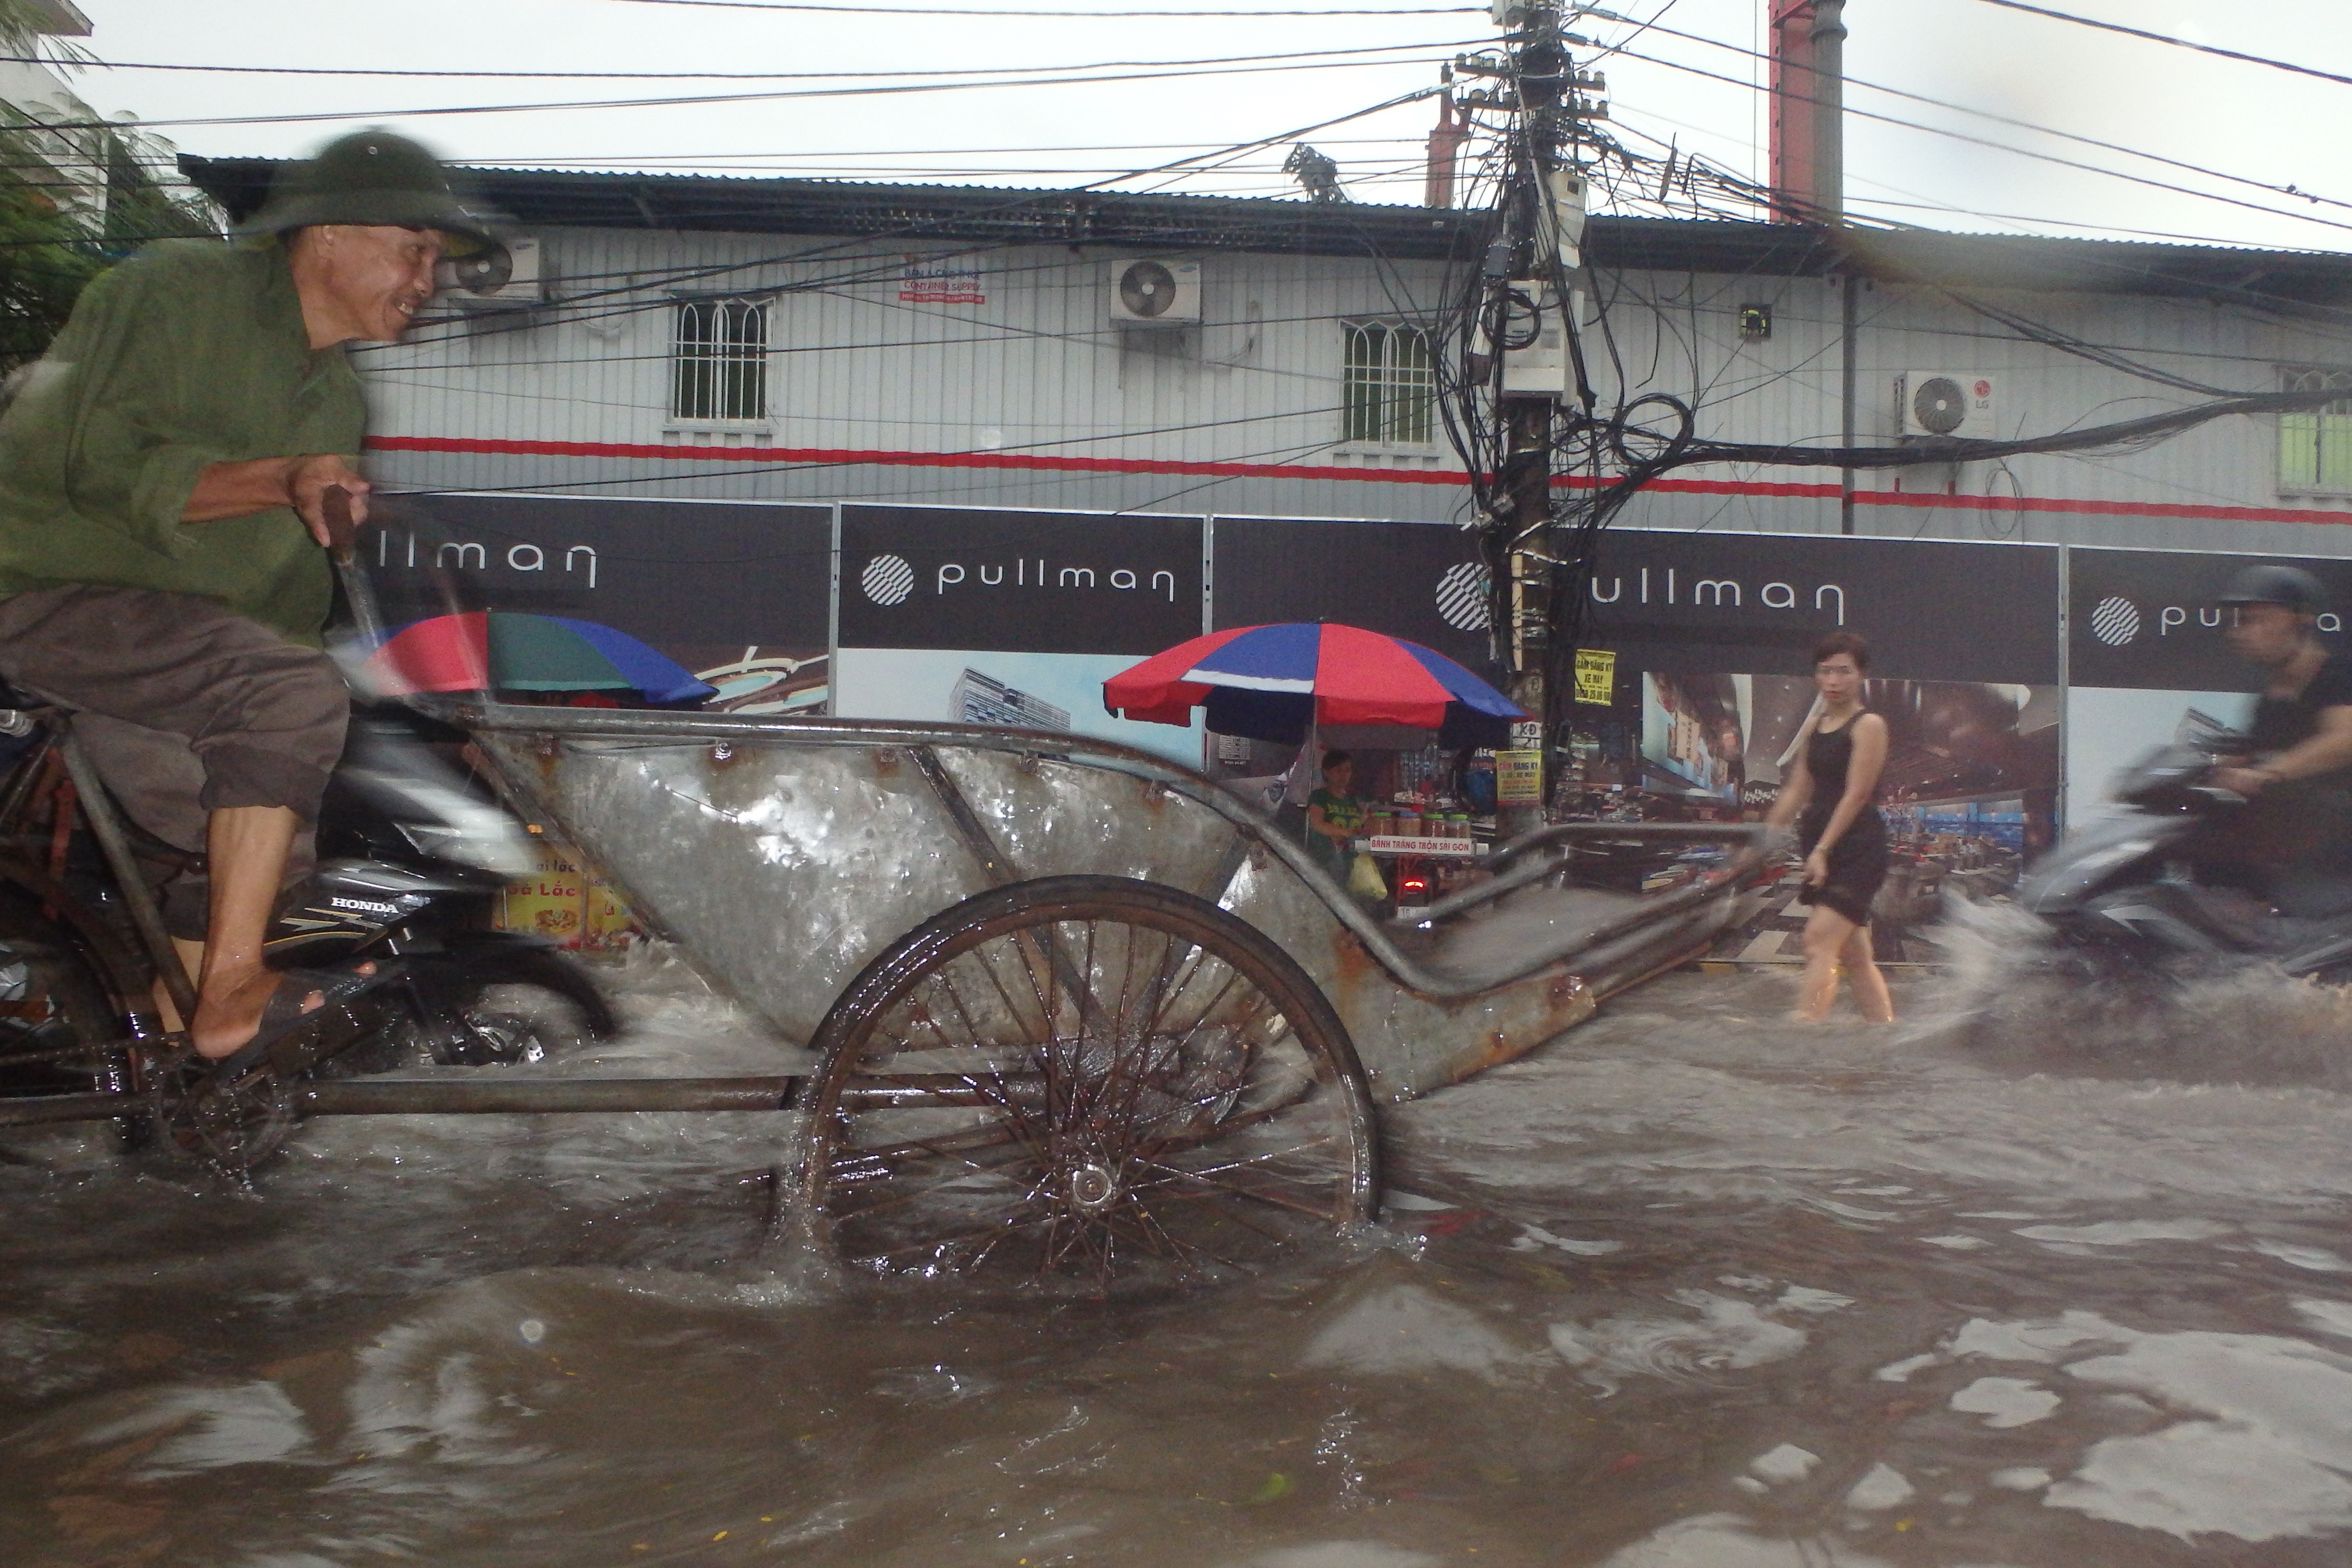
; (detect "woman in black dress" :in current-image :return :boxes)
[1765,631,1894,1023]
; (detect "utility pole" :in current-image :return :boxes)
[1468,1,1600,838]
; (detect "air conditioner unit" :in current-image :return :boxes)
[1109,256,1201,326]
[1897,372,1996,439]
[436,235,543,308]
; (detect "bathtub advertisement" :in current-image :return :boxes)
[831,503,1209,763]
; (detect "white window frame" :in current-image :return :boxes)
[2280,366,2352,497]
[1338,320,1439,453]
[669,295,772,429]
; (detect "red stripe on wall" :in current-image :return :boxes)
[365,434,2352,528]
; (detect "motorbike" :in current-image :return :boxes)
[0,697,620,1146]
[2012,716,2352,984]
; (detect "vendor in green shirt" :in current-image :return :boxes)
[0,130,493,1065]
[1305,749,1366,879]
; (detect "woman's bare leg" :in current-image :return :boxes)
[1842,921,1895,1024]
[1794,903,1859,1022]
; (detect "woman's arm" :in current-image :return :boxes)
[1764,728,1817,828]
[1808,713,1889,860]
[1307,803,1351,842]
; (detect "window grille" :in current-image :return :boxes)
[2281,368,2352,493]
[673,298,769,422]
[1342,322,1436,447]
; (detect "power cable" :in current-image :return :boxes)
[13,50,1471,133]
[1962,0,2352,91]
[1601,40,2352,241]
[583,0,1474,14]
[0,37,1475,83]
[1583,8,2352,217]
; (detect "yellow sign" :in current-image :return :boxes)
[1496,749,1544,805]
[1573,648,1616,706]
[499,839,642,953]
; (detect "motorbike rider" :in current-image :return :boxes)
[0,130,492,1062]
[2208,565,2352,914]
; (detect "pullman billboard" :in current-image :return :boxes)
[2064,546,2352,817]
[1209,517,1499,679]
[834,504,1208,761]
[1583,532,2062,687]
[372,494,833,714]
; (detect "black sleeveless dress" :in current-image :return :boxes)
[1797,718,1889,926]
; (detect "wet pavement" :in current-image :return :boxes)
[9,941,2352,1566]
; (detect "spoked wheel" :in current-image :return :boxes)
[791,875,1380,1294]
[148,1054,297,1175]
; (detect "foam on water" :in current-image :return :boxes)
[1548,1290,1813,1392]
[1301,1282,1529,1380]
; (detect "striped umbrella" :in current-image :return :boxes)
[362,611,717,704]
[1104,622,1524,747]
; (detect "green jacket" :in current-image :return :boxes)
[0,238,365,646]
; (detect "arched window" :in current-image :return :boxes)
[673,297,769,421]
[1342,322,1436,447]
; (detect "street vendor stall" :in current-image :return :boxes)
[1104,622,1524,909]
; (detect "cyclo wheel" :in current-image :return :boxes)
[791,874,1380,1292]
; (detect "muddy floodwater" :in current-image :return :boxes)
[11,946,2352,1567]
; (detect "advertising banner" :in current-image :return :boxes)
[835,505,1209,761]
[2064,546,2352,816]
[2067,546,2352,691]
[1209,517,1499,678]
[373,494,833,713]
[1583,532,2062,685]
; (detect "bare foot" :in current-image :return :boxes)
[187,962,377,1060]
[189,969,321,1060]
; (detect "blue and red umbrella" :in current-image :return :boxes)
[361,611,717,704]
[1104,622,1524,748]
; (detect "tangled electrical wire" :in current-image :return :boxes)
[1429,19,2352,768]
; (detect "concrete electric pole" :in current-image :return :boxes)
[1472,1,1602,837]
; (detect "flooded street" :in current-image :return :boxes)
[11,952,2352,1567]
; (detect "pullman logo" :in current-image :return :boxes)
[860,554,916,607]
[2089,596,2140,647]
[1435,561,1491,632]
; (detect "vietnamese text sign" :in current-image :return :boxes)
[1574,648,1616,705]
[1496,750,1544,804]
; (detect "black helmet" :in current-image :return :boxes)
[2218,564,2328,616]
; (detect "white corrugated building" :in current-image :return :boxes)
[177,158,2352,557]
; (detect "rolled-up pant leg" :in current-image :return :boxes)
[0,585,348,939]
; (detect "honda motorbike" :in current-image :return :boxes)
[2013,717,2352,984]
[0,700,619,1132]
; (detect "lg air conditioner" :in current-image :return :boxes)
[1896,372,1997,439]
[436,235,544,308]
[1109,257,1202,326]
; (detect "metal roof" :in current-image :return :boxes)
[179,155,2352,306]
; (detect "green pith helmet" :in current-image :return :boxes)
[238,129,494,256]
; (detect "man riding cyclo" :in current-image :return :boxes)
[0,130,493,1068]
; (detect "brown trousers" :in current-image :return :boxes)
[0,584,348,937]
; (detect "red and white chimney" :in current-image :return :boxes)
[1768,0,1845,223]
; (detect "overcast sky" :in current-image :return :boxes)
[41,0,2352,253]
